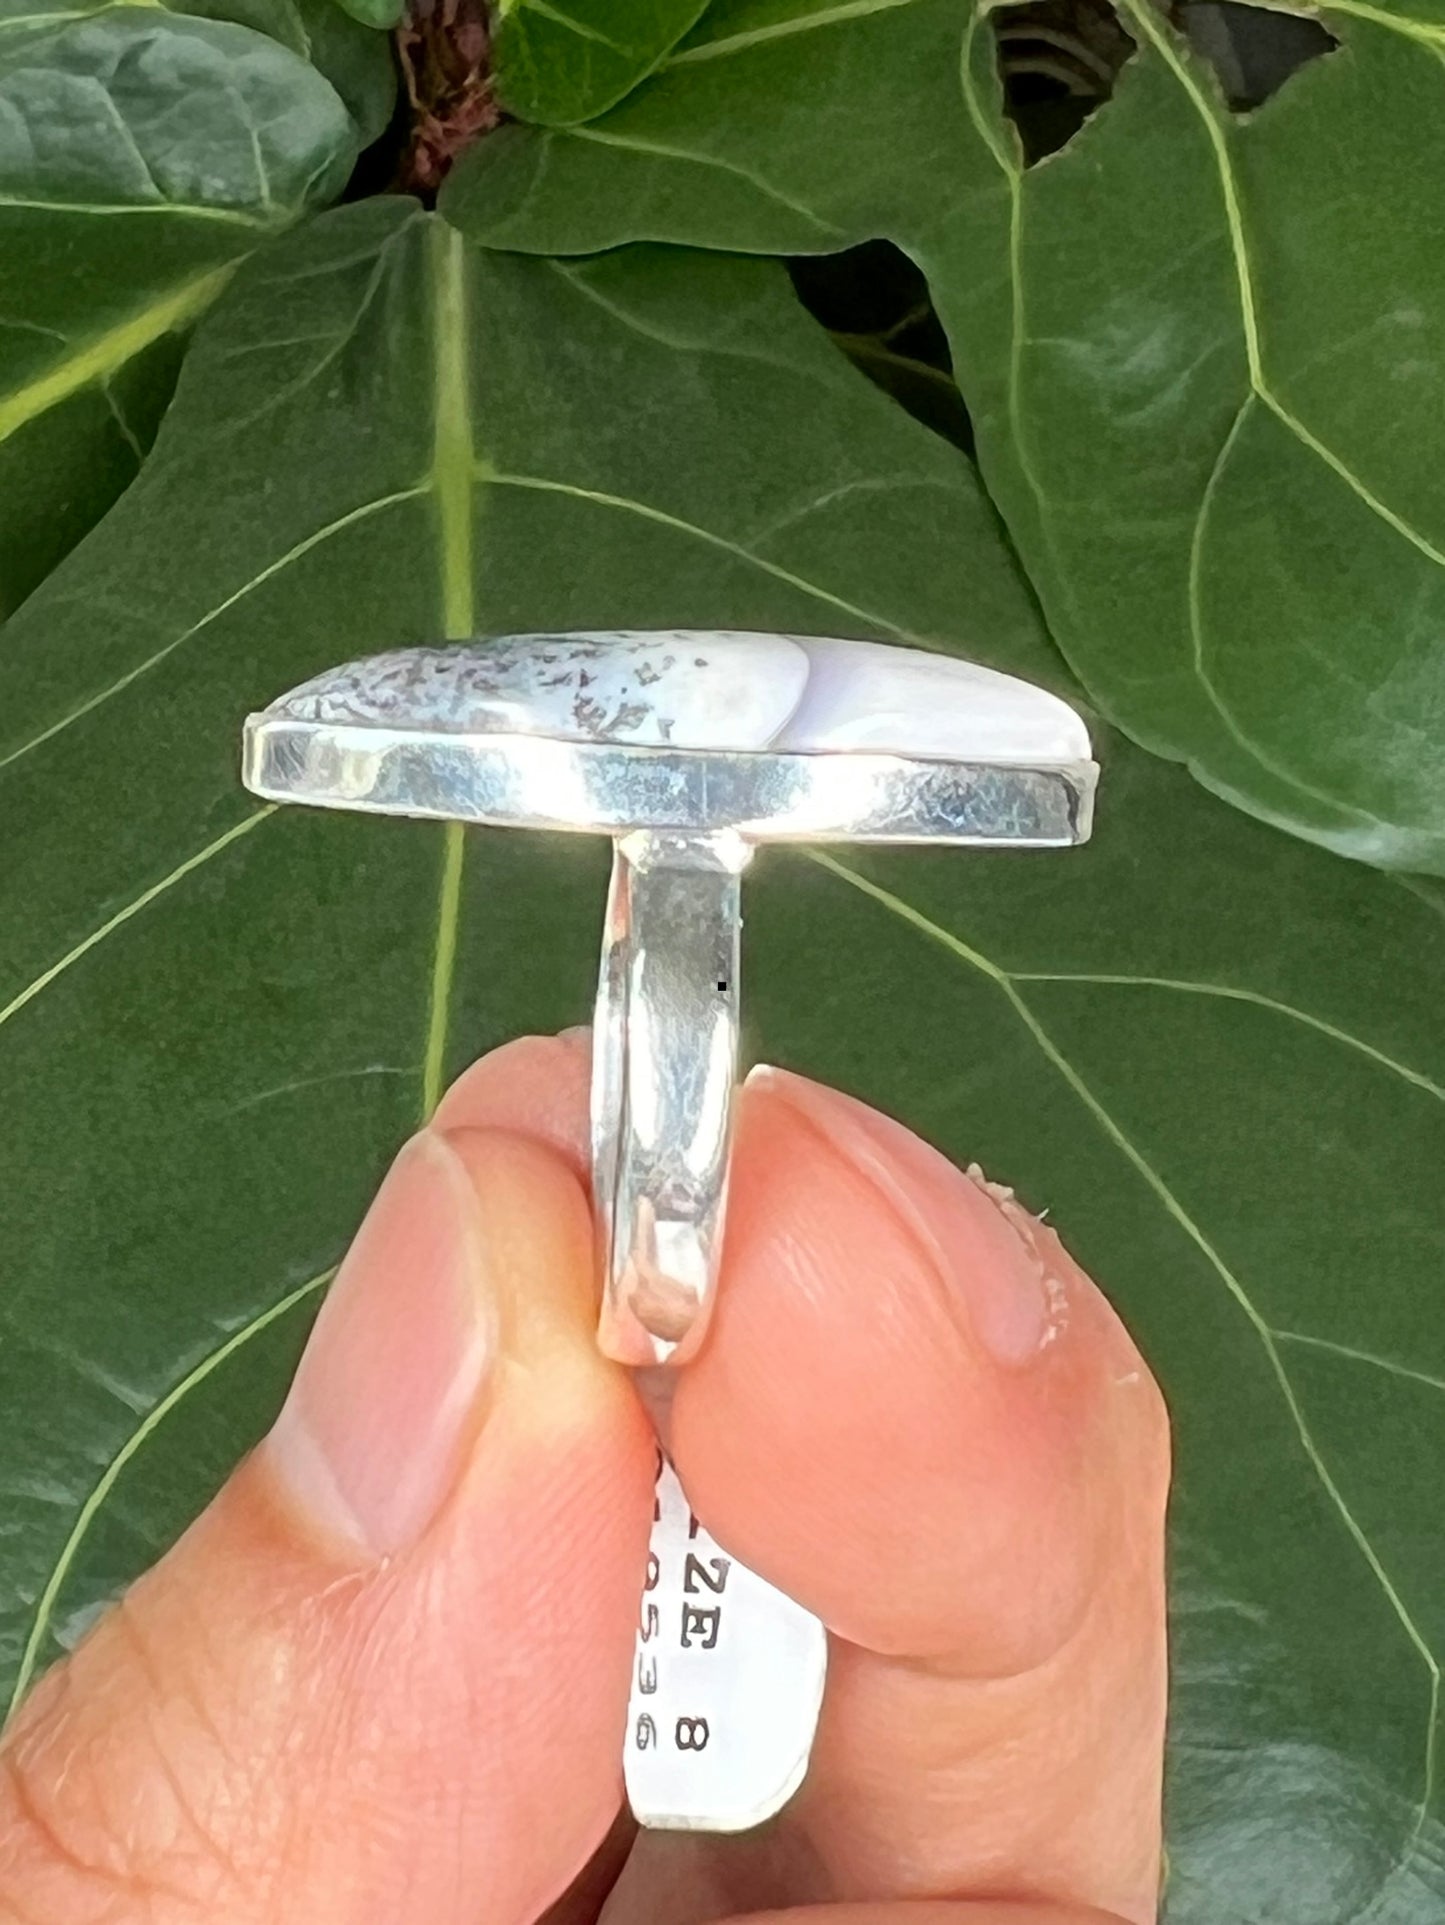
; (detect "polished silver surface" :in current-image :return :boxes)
[244,720,1094,847]
[592,832,751,1367]
[241,630,1099,1837]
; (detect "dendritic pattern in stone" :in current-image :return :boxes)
[268,631,1090,765]
[274,633,809,752]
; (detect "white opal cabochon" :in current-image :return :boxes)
[270,631,1091,766]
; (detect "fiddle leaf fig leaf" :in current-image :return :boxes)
[74,0,401,136]
[0,197,1045,1716]
[949,0,1445,873]
[445,0,1445,874]
[287,0,398,140]
[444,0,955,255]
[0,1,368,615]
[1,201,1442,1925]
[331,0,402,30]
[492,0,710,124]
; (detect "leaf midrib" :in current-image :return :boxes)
[2,219,483,1718]
[1117,0,1445,575]
[0,262,237,448]
[11,831,1442,1859]
[420,217,475,1121]
[966,0,1445,831]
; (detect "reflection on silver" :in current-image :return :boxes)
[244,720,1093,847]
[591,831,751,1367]
[242,630,1098,1834]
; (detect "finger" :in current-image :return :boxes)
[731,1907,1130,1925]
[429,1042,1168,1922]
[665,1068,1168,1923]
[675,1067,1166,1661]
[540,1804,639,1925]
[433,1028,591,1167]
[439,1037,1162,1650]
[0,1114,654,1925]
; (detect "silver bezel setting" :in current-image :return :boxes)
[243,716,1096,848]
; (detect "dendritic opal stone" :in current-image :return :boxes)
[272,631,1091,765]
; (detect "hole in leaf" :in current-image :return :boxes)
[1175,0,1336,111]
[989,0,1136,165]
[790,244,974,453]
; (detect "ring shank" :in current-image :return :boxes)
[592,831,750,1367]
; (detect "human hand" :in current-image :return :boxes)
[0,1032,1169,1925]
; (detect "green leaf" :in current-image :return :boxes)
[777,811,1445,1925]
[329,0,401,32]
[493,0,710,124]
[0,2,364,615]
[445,0,1445,873]
[2,199,1443,1921]
[946,0,1445,873]
[0,195,1043,1696]
[108,0,398,136]
[444,0,958,254]
[0,0,395,154]
[288,0,398,142]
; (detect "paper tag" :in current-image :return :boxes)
[624,1455,827,1832]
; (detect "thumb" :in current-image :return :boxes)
[0,1123,655,1925]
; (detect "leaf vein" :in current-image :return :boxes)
[565,123,847,240]
[1122,0,1445,576]
[1318,0,1445,53]
[665,0,924,66]
[0,486,427,777]
[814,849,1441,1833]
[3,1268,331,1724]
[1183,398,1396,828]
[0,808,274,1034]
[1273,1329,1445,1396]
[0,264,235,448]
[0,196,269,226]
[512,0,632,54]
[1009,967,1445,1100]
[487,470,922,640]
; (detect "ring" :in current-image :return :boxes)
[243,628,1098,1830]
[243,628,1096,1367]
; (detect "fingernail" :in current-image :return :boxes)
[745,1065,1058,1362]
[267,1132,495,1556]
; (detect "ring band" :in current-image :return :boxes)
[592,830,751,1367]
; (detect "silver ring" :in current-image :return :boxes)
[242,629,1097,1368]
[589,828,751,1365]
